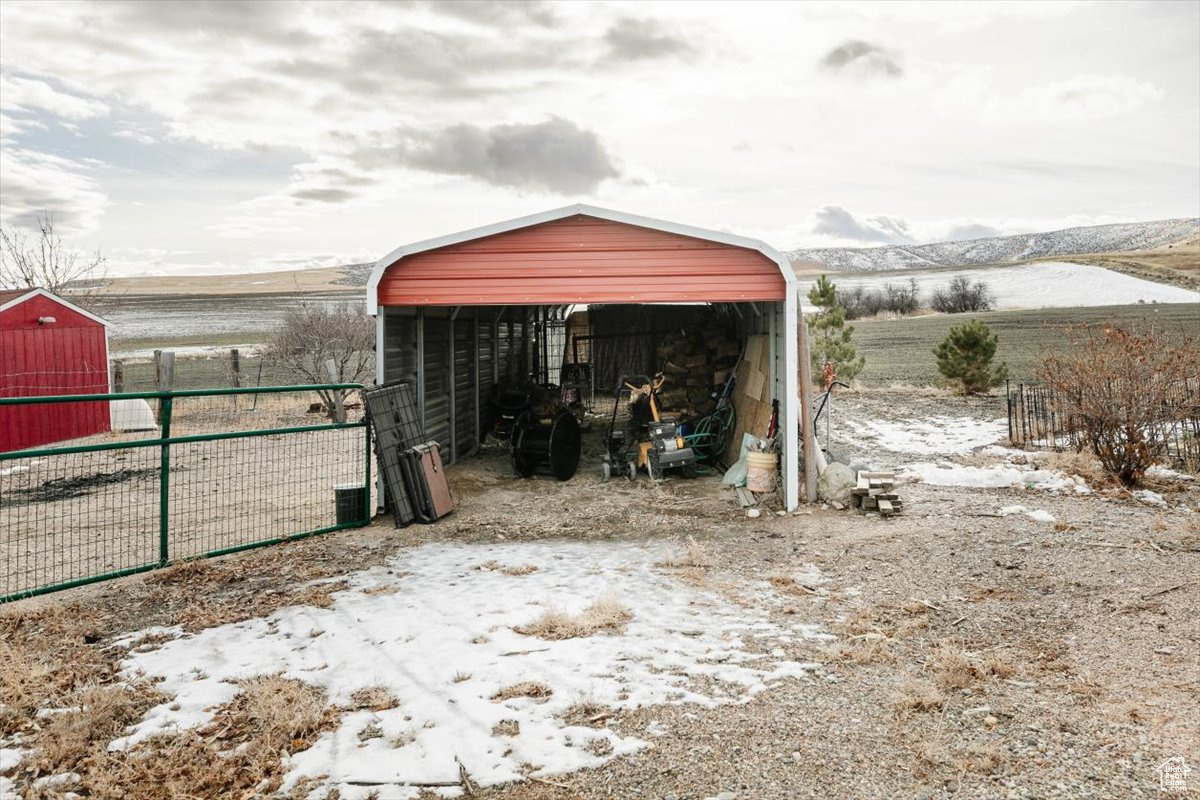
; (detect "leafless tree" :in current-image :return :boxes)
[0,212,108,302]
[930,276,995,314]
[267,303,375,418]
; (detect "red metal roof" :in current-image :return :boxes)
[376,213,788,307]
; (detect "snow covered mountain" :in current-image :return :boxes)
[787,218,1200,272]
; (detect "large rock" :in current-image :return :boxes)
[817,462,856,505]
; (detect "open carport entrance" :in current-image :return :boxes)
[366,205,814,509]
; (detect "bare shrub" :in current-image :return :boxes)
[514,595,633,640]
[930,276,996,314]
[1038,325,1200,485]
[266,304,375,419]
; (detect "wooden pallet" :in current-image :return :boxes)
[850,471,903,516]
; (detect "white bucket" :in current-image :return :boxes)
[745,451,777,493]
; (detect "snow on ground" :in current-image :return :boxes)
[899,460,1090,493]
[998,505,1057,523]
[796,261,1199,310]
[113,541,825,799]
[839,416,1006,456]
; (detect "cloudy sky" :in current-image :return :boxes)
[1,0,1197,276]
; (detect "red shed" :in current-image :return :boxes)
[0,288,112,452]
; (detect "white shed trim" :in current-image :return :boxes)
[0,288,112,327]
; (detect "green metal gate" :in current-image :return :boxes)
[0,384,371,602]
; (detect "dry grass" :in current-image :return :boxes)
[451,671,473,683]
[962,742,1008,774]
[362,585,399,596]
[561,699,613,726]
[491,682,553,703]
[350,686,399,711]
[926,642,977,690]
[476,560,539,576]
[84,675,337,799]
[656,536,713,569]
[492,719,521,737]
[892,676,945,714]
[583,737,614,757]
[768,574,819,596]
[514,595,633,640]
[1043,451,1114,489]
[172,580,349,633]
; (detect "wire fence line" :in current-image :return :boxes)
[1007,379,1200,471]
[0,384,371,602]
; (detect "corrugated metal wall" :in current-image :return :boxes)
[382,305,555,463]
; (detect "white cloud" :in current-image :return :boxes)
[0,74,109,120]
[0,147,108,232]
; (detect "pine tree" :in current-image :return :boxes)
[933,319,1008,395]
[806,275,864,385]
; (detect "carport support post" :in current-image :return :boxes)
[416,307,425,429]
[795,289,817,505]
[473,309,481,449]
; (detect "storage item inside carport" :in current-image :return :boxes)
[512,403,582,481]
[487,381,535,440]
[400,441,455,521]
[334,483,368,525]
[362,380,426,526]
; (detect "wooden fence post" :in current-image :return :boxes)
[230,348,241,388]
[156,351,175,424]
[112,360,124,394]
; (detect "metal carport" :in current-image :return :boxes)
[366,204,816,509]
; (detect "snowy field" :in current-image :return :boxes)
[108,540,827,799]
[797,261,1198,310]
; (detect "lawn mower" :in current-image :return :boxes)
[601,373,697,481]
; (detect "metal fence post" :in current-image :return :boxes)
[157,352,175,567]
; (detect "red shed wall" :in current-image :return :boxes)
[377,215,786,306]
[0,294,110,452]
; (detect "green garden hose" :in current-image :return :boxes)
[684,403,735,464]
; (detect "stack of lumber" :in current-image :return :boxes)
[723,334,774,464]
[656,326,740,418]
[850,471,903,516]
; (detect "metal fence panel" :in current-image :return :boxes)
[0,384,370,602]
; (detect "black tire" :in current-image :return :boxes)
[548,410,581,481]
[627,461,637,481]
[601,462,611,481]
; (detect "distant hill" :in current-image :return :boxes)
[788,218,1200,273]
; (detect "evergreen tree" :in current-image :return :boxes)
[933,319,1008,395]
[806,275,865,385]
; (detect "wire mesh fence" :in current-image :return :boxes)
[109,347,377,393]
[0,384,371,602]
[1007,379,1200,471]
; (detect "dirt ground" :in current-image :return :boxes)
[2,391,1198,799]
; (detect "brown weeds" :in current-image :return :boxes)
[514,595,633,640]
[491,682,553,703]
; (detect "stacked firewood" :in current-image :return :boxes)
[655,327,740,419]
